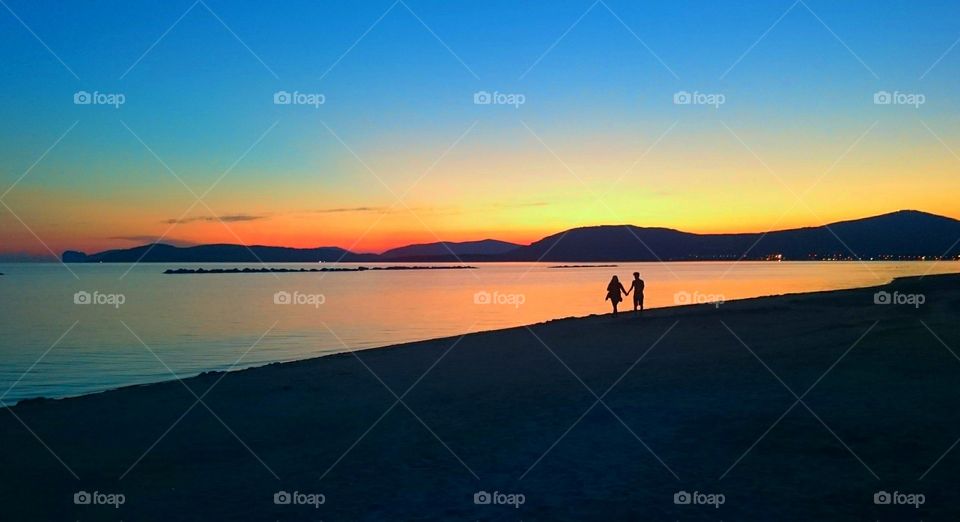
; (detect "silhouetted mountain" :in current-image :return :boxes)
[64,243,378,263]
[62,211,960,263]
[61,251,88,263]
[505,210,960,261]
[380,239,521,260]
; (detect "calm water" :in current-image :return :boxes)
[0,261,956,403]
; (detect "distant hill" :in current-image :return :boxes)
[380,239,521,260]
[62,243,378,263]
[505,210,960,261]
[62,210,960,263]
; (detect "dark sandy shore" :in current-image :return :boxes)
[2,274,960,521]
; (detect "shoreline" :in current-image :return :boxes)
[6,271,953,407]
[4,258,960,266]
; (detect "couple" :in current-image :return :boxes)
[605,272,644,315]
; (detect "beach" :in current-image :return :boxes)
[2,273,959,520]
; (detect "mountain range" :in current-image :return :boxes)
[62,210,960,263]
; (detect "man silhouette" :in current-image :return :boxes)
[626,272,644,315]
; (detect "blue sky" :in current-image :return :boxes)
[1,0,959,255]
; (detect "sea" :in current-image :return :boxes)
[0,261,955,403]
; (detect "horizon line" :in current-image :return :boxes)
[3,208,953,260]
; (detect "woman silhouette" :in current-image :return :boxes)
[605,275,628,315]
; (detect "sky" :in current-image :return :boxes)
[1,0,959,257]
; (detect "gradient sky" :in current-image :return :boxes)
[1,0,959,257]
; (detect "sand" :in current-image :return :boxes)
[2,274,959,520]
